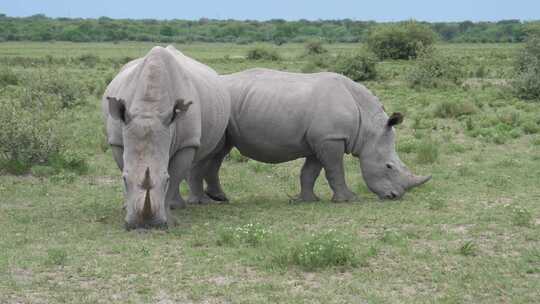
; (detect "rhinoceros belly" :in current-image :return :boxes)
[228,98,313,163]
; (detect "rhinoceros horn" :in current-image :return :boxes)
[405,174,432,190]
[141,167,153,220]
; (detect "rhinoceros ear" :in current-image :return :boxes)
[107,96,129,123]
[169,99,193,124]
[387,112,404,127]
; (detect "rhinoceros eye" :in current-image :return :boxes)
[386,163,393,170]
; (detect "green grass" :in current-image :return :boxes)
[1,41,539,303]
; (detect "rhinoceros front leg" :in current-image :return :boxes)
[111,145,128,209]
[166,147,196,209]
[292,156,322,202]
[317,140,358,202]
[111,145,124,171]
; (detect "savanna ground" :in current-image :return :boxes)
[1,42,540,303]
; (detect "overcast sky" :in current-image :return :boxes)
[1,0,539,22]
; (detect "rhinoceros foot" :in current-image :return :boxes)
[289,193,320,203]
[187,193,222,205]
[168,198,186,210]
[205,190,229,202]
[331,191,358,203]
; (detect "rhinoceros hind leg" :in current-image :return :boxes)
[296,156,322,202]
[187,158,220,204]
[316,140,358,203]
[204,141,232,202]
[166,147,196,210]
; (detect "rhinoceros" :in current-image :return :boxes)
[102,45,230,229]
[189,68,430,203]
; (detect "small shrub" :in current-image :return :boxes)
[332,51,378,81]
[0,98,62,174]
[291,231,357,270]
[301,61,320,73]
[522,121,540,134]
[25,69,89,109]
[398,140,417,154]
[475,65,488,78]
[50,149,89,174]
[301,54,331,73]
[367,21,436,60]
[459,241,477,256]
[433,100,476,118]
[304,40,328,55]
[227,148,249,162]
[408,48,465,89]
[246,47,281,61]
[30,165,57,177]
[379,230,407,246]
[46,248,68,266]
[0,67,19,87]
[77,53,100,68]
[416,139,439,164]
[513,36,540,100]
[511,206,533,227]
[217,223,270,247]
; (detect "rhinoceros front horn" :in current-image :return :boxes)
[406,174,432,190]
[141,167,153,221]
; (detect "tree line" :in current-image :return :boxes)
[0,14,539,44]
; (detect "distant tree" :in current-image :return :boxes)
[367,21,437,60]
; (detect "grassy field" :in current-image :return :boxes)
[1,41,539,303]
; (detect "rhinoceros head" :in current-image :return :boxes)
[107,96,192,229]
[359,112,431,199]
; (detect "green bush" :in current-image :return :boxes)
[25,69,89,109]
[0,67,19,87]
[367,21,436,60]
[513,36,540,100]
[0,97,62,174]
[246,47,281,61]
[301,54,332,73]
[331,51,378,81]
[522,121,540,134]
[304,40,328,55]
[407,47,465,88]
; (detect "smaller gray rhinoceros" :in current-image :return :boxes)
[102,45,230,229]
[189,68,430,203]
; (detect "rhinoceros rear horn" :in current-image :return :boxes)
[141,167,153,190]
[406,174,432,189]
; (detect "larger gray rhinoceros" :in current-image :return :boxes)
[102,45,230,229]
[191,68,430,203]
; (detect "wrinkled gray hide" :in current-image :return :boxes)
[191,68,430,203]
[102,45,230,229]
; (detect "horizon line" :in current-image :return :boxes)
[1,13,538,24]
